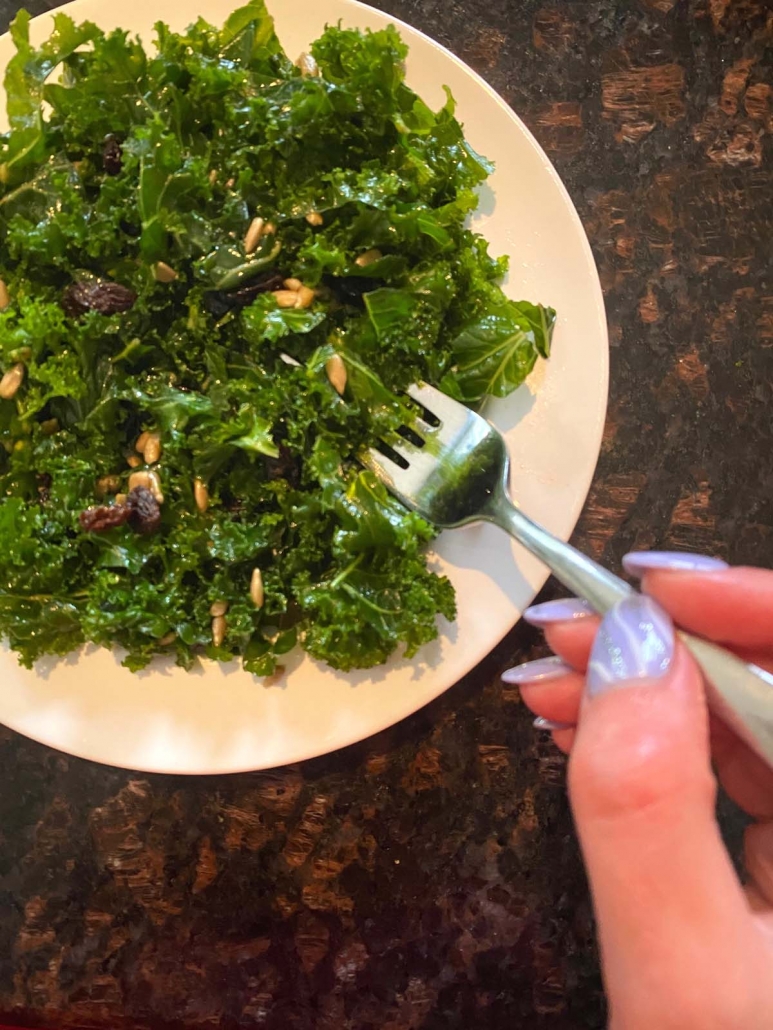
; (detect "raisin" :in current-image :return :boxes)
[127,486,161,535]
[323,274,379,308]
[204,272,285,317]
[103,136,122,175]
[263,443,302,488]
[80,503,131,533]
[78,488,161,536]
[37,473,52,505]
[230,272,285,305]
[62,280,137,317]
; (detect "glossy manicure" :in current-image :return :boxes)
[524,597,593,627]
[533,716,574,732]
[623,550,728,577]
[502,656,571,685]
[587,595,674,697]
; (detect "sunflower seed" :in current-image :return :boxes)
[143,433,161,465]
[325,353,347,395]
[135,431,150,452]
[128,469,163,503]
[212,615,227,647]
[355,248,383,267]
[283,278,303,291]
[296,52,319,77]
[0,279,9,310]
[194,478,209,513]
[274,289,301,308]
[153,261,177,283]
[305,211,324,226]
[250,568,265,608]
[295,285,315,309]
[127,455,142,468]
[0,363,24,400]
[244,216,265,254]
[96,475,122,497]
[210,600,229,617]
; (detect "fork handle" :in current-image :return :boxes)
[490,497,773,769]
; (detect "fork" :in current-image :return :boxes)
[362,382,773,769]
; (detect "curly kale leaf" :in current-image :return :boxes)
[0,3,552,676]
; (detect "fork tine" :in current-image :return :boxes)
[359,447,404,488]
[383,435,448,484]
[407,383,469,428]
[363,434,446,501]
[362,380,507,529]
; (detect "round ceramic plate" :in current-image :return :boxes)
[0,0,608,774]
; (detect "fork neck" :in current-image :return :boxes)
[483,490,633,613]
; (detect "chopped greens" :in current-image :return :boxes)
[0,1,554,675]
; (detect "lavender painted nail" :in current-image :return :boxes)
[587,595,674,697]
[623,550,728,577]
[523,597,593,627]
[502,655,570,685]
[533,716,574,732]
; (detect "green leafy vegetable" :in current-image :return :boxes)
[0,0,553,676]
[446,299,556,404]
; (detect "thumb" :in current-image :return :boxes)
[569,595,765,1027]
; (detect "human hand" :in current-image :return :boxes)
[505,554,773,1030]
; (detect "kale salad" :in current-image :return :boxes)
[0,0,554,676]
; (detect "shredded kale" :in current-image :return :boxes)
[0,1,554,674]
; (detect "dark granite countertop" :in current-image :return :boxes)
[1,0,772,1027]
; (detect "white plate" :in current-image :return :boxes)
[0,0,607,773]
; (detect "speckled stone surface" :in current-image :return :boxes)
[1,0,771,1027]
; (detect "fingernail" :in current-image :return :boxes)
[533,716,574,732]
[623,550,728,577]
[502,656,571,684]
[524,598,593,627]
[587,595,674,697]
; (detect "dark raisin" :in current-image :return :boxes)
[62,280,137,317]
[204,272,285,317]
[103,136,122,176]
[203,293,230,319]
[324,274,379,308]
[229,273,285,305]
[272,420,288,443]
[79,503,132,533]
[37,473,52,505]
[79,488,161,535]
[263,443,302,488]
[127,486,161,535]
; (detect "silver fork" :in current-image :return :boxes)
[362,382,773,768]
